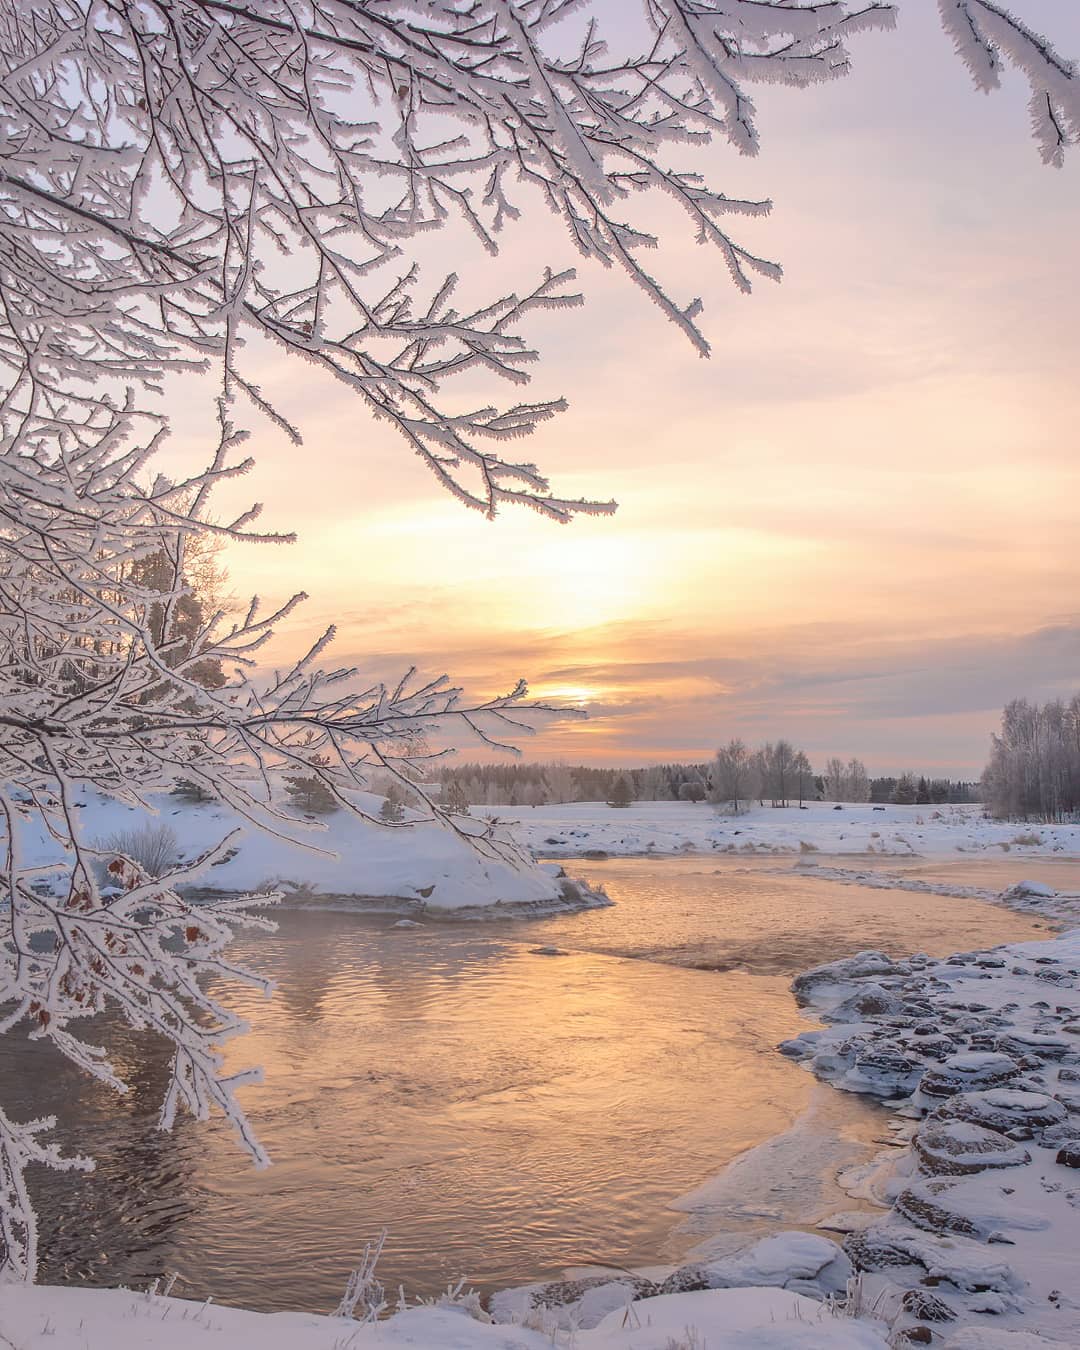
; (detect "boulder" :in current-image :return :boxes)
[919,1053,1021,1099]
[913,1120,1030,1176]
[929,1088,1067,1136]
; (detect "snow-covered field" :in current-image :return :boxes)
[492,800,1080,863]
[19,795,1080,919]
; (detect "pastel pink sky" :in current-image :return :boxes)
[179,2,1080,776]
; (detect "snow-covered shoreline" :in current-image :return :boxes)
[494,800,1080,865]
[778,928,1080,1345]
[10,789,610,918]
[0,1280,891,1349]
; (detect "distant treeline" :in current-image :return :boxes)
[983,695,1080,822]
[438,759,978,808]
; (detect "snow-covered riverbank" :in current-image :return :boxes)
[494,800,1080,863]
[0,1280,891,1349]
[779,928,1080,1345]
[9,789,608,917]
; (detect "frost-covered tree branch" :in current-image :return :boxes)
[0,384,575,1279]
[0,0,1076,1285]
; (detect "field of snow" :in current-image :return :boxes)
[492,800,1080,862]
[11,789,605,916]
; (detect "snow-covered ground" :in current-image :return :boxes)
[0,1281,891,1350]
[492,800,1080,862]
[11,789,607,916]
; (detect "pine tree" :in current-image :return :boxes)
[892,773,918,806]
[607,774,634,808]
[285,775,340,814]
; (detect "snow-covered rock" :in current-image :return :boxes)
[784,928,1080,1344]
[490,1232,855,1331]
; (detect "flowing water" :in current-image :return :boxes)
[6,856,1054,1313]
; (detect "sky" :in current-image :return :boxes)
[184,1,1080,777]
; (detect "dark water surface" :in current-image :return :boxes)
[7,857,1049,1313]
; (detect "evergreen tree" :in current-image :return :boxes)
[607,774,634,808]
[285,775,339,814]
[892,773,918,806]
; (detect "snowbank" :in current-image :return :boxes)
[0,1282,889,1350]
[492,801,1080,862]
[490,1231,854,1332]
[12,790,609,917]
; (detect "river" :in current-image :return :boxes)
[7,856,1055,1313]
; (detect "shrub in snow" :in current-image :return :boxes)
[379,785,407,824]
[170,778,217,805]
[93,824,179,880]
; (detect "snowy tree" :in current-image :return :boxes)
[541,762,578,805]
[893,772,919,806]
[2,0,1077,1286]
[640,765,675,802]
[983,694,1080,821]
[762,740,797,807]
[443,779,470,815]
[285,774,341,815]
[378,783,407,823]
[712,739,751,813]
[792,751,814,807]
[607,775,634,809]
[846,759,871,804]
[824,757,846,803]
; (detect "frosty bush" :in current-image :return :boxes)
[379,784,408,824]
[170,779,217,806]
[93,825,179,881]
[0,0,1076,1285]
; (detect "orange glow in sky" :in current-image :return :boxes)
[188,5,1080,777]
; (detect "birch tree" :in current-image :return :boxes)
[1,0,1077,1285]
